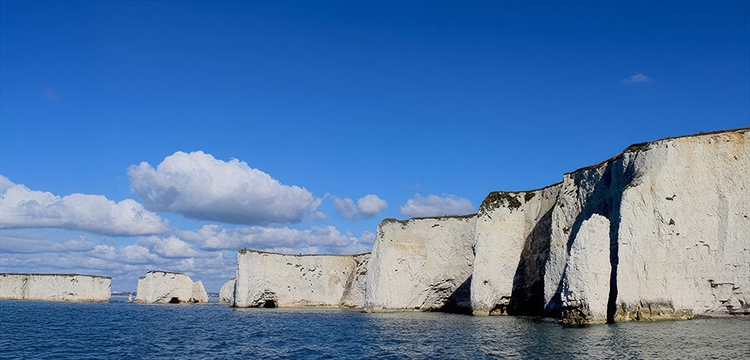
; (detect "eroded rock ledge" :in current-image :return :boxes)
[135,271,208,304]
[226,128,749,324]
[0,273,111,302]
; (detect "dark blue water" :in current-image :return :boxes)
[1,298,748,359]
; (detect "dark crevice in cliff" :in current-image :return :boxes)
[169,297,179,304]
[545,156,636,323]
[544,165,607,319]
[509,207,554,316]
[604,158,635,323]
[435,276,473,315]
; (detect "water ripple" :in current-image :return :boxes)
[1,299,748,359]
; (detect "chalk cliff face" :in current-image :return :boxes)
[615,130,749,320]
[222,128,748,324]
[544,129,750,324]
[135,271,208,304]
[364,215,476,312]
[471,185,560,316]
[542,152,637,324]
[233,250,369,308]
[0,273,111,302]
[220,278,236,305]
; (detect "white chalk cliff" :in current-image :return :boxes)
[224,128,748,324]
[135,271,208,304]
[0,273,111,302]
[220,278,236,305]
[233,250,369,308]
[470,185,560,316]
[539,129,750,323]
[364,215,476,312]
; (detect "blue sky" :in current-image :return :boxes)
[1,1,748,292]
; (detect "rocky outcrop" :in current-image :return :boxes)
[135,271,208,304]
[544,128,750,324]
[0,273,111,302]
[470,185,560,316]
[233,250,369,308]
[364,215,476,313]
[219,278,236,305]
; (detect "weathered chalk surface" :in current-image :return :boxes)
[364,215,476,312]
[219,278,236,305]
[135,271,208,304]
[234,250,370,308]
[0,273,111,302]
[543,128,750,324]
[470,185,560,316]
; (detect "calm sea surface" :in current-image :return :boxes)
[1,297,748,359]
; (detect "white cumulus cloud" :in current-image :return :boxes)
[357,194,388,217]
[89,244,162,265]
[0,175,14,194]
[136,235,201,258]
[178,224,374,254]
[333,194,387,220]
[622,72,654,85]
[0,175,168,236]
[332,197,358,219]
[128,151,321,225]
[399,193,475,218]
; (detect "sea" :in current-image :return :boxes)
[1,296,748,359]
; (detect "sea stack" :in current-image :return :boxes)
[0,273,111,302]
[135,271,208,304]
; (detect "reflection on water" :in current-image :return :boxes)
[1,300,748,359]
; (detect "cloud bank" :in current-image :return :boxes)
[0,236,96,254]
[399,193,475,217]
[0,176,168,236]
[333,194,387,220]
[622,72,654,85]
[128,151,320,225]
[136,236,201,258]
[178,224,374,254]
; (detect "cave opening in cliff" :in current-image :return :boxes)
[169,297,179,303]
[263,300,277,308]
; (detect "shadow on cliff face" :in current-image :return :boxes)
[508,207,554,316]
[544,156,636,323]
[435,276,473,315]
